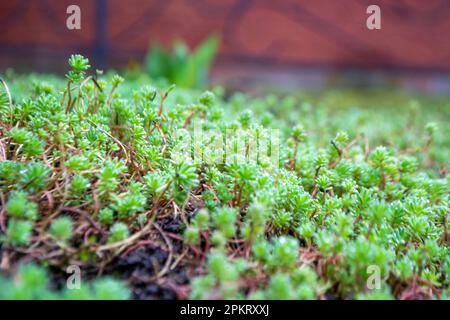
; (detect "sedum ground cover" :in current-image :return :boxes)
[0,55,448,300]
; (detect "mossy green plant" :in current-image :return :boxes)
[0,54,448,300]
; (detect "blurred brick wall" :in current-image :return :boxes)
[1,0,450,73]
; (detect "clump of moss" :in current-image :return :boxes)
[0,264,129,300]
[0,55,448,300]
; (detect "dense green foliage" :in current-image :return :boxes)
[0,264,129,300]
[0,55,448,300]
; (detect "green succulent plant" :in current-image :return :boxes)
[0,54,448,301]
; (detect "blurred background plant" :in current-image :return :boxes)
[145,34,219,89]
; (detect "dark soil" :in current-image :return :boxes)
[1,213,195,300]
[108,214,193,300]
[115,245,190,299]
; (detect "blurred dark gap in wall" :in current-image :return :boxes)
[1,0,450,94]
